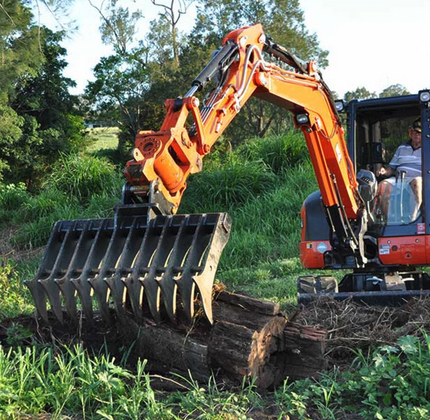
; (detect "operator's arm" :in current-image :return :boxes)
[377,146,401,178]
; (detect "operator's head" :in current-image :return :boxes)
[410,117,422,148]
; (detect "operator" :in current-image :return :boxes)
[376,118,422,221]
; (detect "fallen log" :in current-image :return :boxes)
[116,290,327,388]
[5,290,327,389]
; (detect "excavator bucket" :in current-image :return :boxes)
[25,212,231,325]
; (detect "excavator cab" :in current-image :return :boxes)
[299,91,430,303]
[348,94,424,227]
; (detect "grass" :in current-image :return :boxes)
[85,127,119,152]
[1,131,430,419]
[0,334,429,419]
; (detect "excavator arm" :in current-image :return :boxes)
[124,24,366,265]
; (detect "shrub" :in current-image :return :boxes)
[45,153,123,204]
[0,183,30,211]
[180,156,277,213]
[237,131,309,174]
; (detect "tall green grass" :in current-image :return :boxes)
[1,333,430,419]
[0,345,258,419]
[1,153,124,249]
[46,153,123,205]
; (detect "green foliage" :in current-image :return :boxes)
[0,96,24,181]
[2,153,123,248]
[0,345,259,419]
[344,86,377,103]
[0,260,33,320]
[379,84,410,98]
[45,153,123,205]
[274,334,430,419]
[181,155,277,213]
[237,131,309,174]
[220,161,316,271]
[0,1,43,99]
[0,182,30,223]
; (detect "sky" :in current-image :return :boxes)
[40,0,430,98]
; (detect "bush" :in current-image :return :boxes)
[0,183,30,210]
[0,183,31,224]
[45,153,123,205]
[237,131,309,174]
[180,155,277,213]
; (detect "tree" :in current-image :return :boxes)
[0,0,43,99]
[150,0,194,65]
[87,0,196,157]
[85,46,164,157]
[379,84,410,98]
[191,0,329,143]
[344,87,377,103]
[8,28,83,186]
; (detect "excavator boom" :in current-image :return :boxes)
[27,24,366,325]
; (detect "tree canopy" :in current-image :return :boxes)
[0,0,84,186]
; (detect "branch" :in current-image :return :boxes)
[87,0,127,55]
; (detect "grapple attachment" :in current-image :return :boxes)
[25,212,231,325]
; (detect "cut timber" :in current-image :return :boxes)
[114,290,327,388]
[281,322,328,380]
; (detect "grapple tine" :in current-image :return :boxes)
[54,221,94,322]
[177,213,231,323]
[123,276,143,319]
[105,219,141,317]
[124,217,160,320]
[55,277,77,322]
[25,279,49,324]
[90,227,129,323]
[38,221,82,323]
[140,216,181,323]
[25,220,66,323]
[175,214,204,321]
[71,220,110,321]
[193,213,231,323]
[157,217,190,322]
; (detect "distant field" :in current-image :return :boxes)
[85,127,119,152]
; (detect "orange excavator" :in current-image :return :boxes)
[26,24,430,325]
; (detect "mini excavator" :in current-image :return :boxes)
[26,24,430,325]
